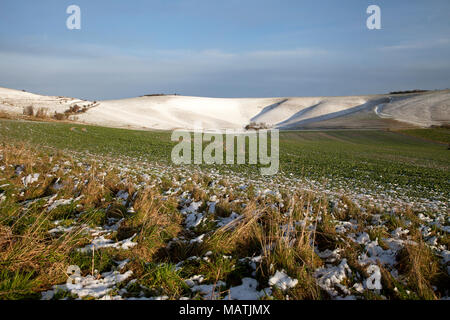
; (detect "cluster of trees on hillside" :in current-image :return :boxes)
[389,89,429,95]
[244,122,271,130]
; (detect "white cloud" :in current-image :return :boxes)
[379,38,450,51]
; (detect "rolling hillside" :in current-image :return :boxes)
[1,87,449,130]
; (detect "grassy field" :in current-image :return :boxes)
[0,119,449,300]
[1,119,448,198]
[397,128,450,145]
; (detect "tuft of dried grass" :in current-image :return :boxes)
[22,106,34,116]
[0,110,14,119]
[53,112,68,121]
[395,241,441,299]
[35,108,49,119]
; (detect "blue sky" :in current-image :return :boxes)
[0,0,449,100]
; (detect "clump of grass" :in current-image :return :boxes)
[69,249,115,276]
[139,262,189,299]
[395,241,443,300]
[181,254,243,287]
[0,270,38,300]
[21,106,51,120]
[35,108,49,119]
[258,204,323,299]
[49,202,80,221]
[214,199,233,218]
[207,196,325,299]
[0,110,14,119]
[125,190,182,262]
[159,177,174,192]
[53,112,68,121]
[0,214,86,293]
[191,186,207,202]
[336,195,360,221]
[210,202,262,255]
[82,208,107,227]
[22,106,34,116]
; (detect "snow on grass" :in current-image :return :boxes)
[225,278,271,300]
[21,173,39,186]
[216,212,242,227]
[314,259,353,298]
[268,270,298,291]
[189,234,206,244]
[316,248,342,263]
[185,212,205,229]
[1,142,448,301]
[190,281,226,299]
[358,239,398,267]
[46,196,83,212]
[42,270,133,300]
[78,234,137,253]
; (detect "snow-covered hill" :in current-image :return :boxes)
[1,86,449,130]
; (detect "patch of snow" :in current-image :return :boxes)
[207,201,217,214]
[189,234,206,244]
[48,225,74,235]
[116,259,130,271]
[78,234,137,253]
[391,228,409,238]
[185,212,205,229]
[180,201,203,214]
[22,173,39,186]
[47,196,83,212]
[268,270,298,291]
[316,248,342,263]
[116,190,128,205]
[358,239,397,267]
[335,221,358,234]
[352,282,364,293]
[185,275,205,288]
[43,270,133,300]
[191,281,226,299]
[225,278,271,300]
[217,212,242,227]
[355,232,371,244]
[314,259,353,298]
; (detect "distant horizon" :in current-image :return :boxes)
[3,85,449,102]
[1,1,450,100]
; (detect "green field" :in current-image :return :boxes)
[1,119,449,300]
[1,119,449,198]
[397,128,450,145]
